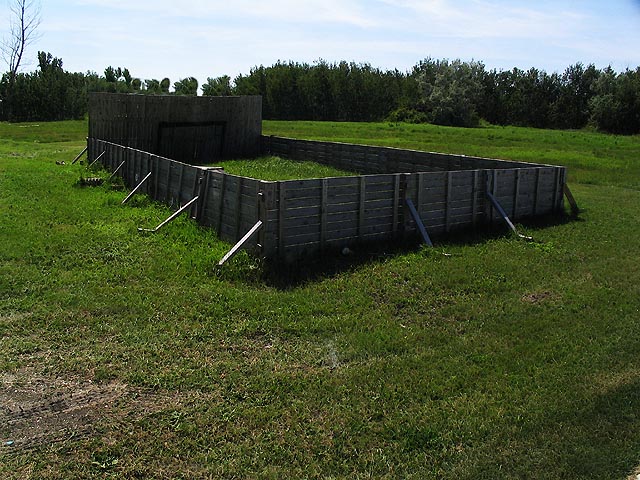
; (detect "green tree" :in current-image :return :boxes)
[202,75,232,96]
[416,58,485,127]
[551,63,599,129]
[174,77,198,95]
[160,77,171,93]
[145,78,161,94]
[590,67,640,134]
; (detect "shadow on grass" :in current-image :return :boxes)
[260,212,582,289]
[560,376,640,479]
[467,375,640,479]
[261,237,422,290]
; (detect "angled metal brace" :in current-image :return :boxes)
[563,184,580,216]
[405,198,433,247]
[87,151,105,169]
[122,171,152,205]
[218,220,263,266]
[486,191,533,241]
[109,160,126,180]
[138,195,200,234]
[71,146,88,164]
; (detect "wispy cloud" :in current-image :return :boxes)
[378,0,590,40]
[10,0,640,85]
[74,0,379,27]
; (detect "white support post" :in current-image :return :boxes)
[138,195,200,233]
[122,171,152,205]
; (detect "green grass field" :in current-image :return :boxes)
[217,155,355,180]
[1,120,640,479]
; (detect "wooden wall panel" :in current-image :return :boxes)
[89,137,567,262]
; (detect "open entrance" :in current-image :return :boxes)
[157,121,226,164]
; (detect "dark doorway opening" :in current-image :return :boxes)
[157,121,226,164]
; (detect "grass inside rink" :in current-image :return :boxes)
[216,155,356,180]
[1,120,640,478]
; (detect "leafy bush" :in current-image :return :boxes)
[386,107,429,124]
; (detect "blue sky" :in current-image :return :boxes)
[2,0,639,88]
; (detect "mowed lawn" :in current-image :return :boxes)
[1,119,640,479]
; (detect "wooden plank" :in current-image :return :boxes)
[491,170,498,223]
[218,221,263,266]
[257,185,267,254]
[533,168,541,216]
[284,203,347,220]
[234,177,243,240]
[140,154,150,196]
[123,148,132,188]
[198,170,211,222]
[190,169,201,219]
[109,159,126,180]
[176,163,185,203]
[471,170,478,228]
[513,169,521,219]
[138,195,199,233]
[72,146,88,164]
[320,179,328,247]
[281,222,394,247]
[416,172,448,189]
[278,182,286,255]
[417,173,424,210]
[419,197,479,213]
[279,179,394,200]
[275,210,398,239]
[131,150,138,184]
[216,173,226,234]
[164,160,172,203]
[446,183,476,202]
[88,151,105,169]
[153,155,166,200]
[563,183,580,216]
[486,191,533,240]
[445,171,452,233]
[358,176,366,239]
[552,167,561,212]
[406,199,433,246]
[392,175,400,234]
[122,171,152,204]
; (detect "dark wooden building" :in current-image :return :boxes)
[88,93,262,164]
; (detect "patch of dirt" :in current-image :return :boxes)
[0,312,32,324]
[521,291,556,304]
[627,465,640,480]
[0,371,173,452]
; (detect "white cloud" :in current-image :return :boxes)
[377,0,591,40]
[74,0,378,27]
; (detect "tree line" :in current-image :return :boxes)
[1,52,639,135]
[217,59,640,135]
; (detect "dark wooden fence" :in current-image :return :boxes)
[258,136,565,259]
[261,135,531,173]
[89,139,262,248]
[88,136,566,262]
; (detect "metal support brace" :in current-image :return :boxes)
[486,191,533,241]
[88,151,105,169]
[563,184,580,216]
[121,171,152,205]
[138,195,200,233]
[218,220,264,266]
[109,160,126,180]
[71,146,87,164]
[405,199,433,247]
